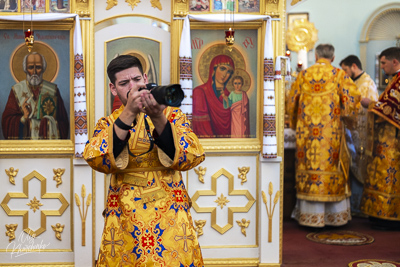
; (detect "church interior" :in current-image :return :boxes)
[0,0,399,266]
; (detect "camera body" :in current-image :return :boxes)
[140,83,184,107]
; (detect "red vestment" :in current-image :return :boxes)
[2,81,69,139]
[192,55,234,138]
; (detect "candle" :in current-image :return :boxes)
[24,29,34,38]
[297,61,303,68]
[225,28,234,38]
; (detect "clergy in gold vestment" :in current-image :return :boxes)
[84,55,205,266]
[360,47,400,230]
[340,55,379,184]
[340,55,379,215]
[286,44,360,228]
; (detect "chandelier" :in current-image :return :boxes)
[23,2,34,52]
[224,2,235,51]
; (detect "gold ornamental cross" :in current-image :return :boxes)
[191,168,255,234]
[1,171,69,237]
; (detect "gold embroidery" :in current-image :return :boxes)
[121,173,148,187]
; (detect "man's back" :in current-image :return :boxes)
[286,57,360,201]
[298,58,342,94]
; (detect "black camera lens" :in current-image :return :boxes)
[145,83,184,107]
[164,85,184,107]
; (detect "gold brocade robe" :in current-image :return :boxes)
[361,72,400,221]
[84,106,205,267]
[346,72,379,183]
[286,58,360,202]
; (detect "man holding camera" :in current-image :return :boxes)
[83,55,205,266]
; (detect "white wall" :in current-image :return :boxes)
[287,0,397,79]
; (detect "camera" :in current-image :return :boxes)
[140,83,184,107]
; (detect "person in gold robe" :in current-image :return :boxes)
[360,47,400,230]
[340,55,379,216]
[84,55,205,266]
[286,44,361,228]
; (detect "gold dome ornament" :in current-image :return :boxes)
[286,19,318,52]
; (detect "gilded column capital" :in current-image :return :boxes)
[74,0,91,17]
[173,0,188,18]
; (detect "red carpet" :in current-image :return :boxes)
[282,216,400,267]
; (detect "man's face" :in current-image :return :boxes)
[341,64,355,80]
[110,67,147,106]
[380,56,396,76]
[26,54,44,86]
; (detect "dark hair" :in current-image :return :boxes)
[379,47,400,61]
[339,55,362,70]
[315,44,335,60]
[107,55,144,84]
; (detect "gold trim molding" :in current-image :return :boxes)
[1,171,69,237]
[0,264,74,267]
[204,258,259,266]
[0,140,74,155]
[192,168,255,234]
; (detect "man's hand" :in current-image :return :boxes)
[22,98,32,119]
[140,90,167,135]
[361,97,371,109]
[140,90,166,118]
[124,88,145,116]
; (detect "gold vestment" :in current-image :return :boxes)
[346,72,379,183]
[286,58,360,202]
[361,72,400,221]
[84,106,205,266]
